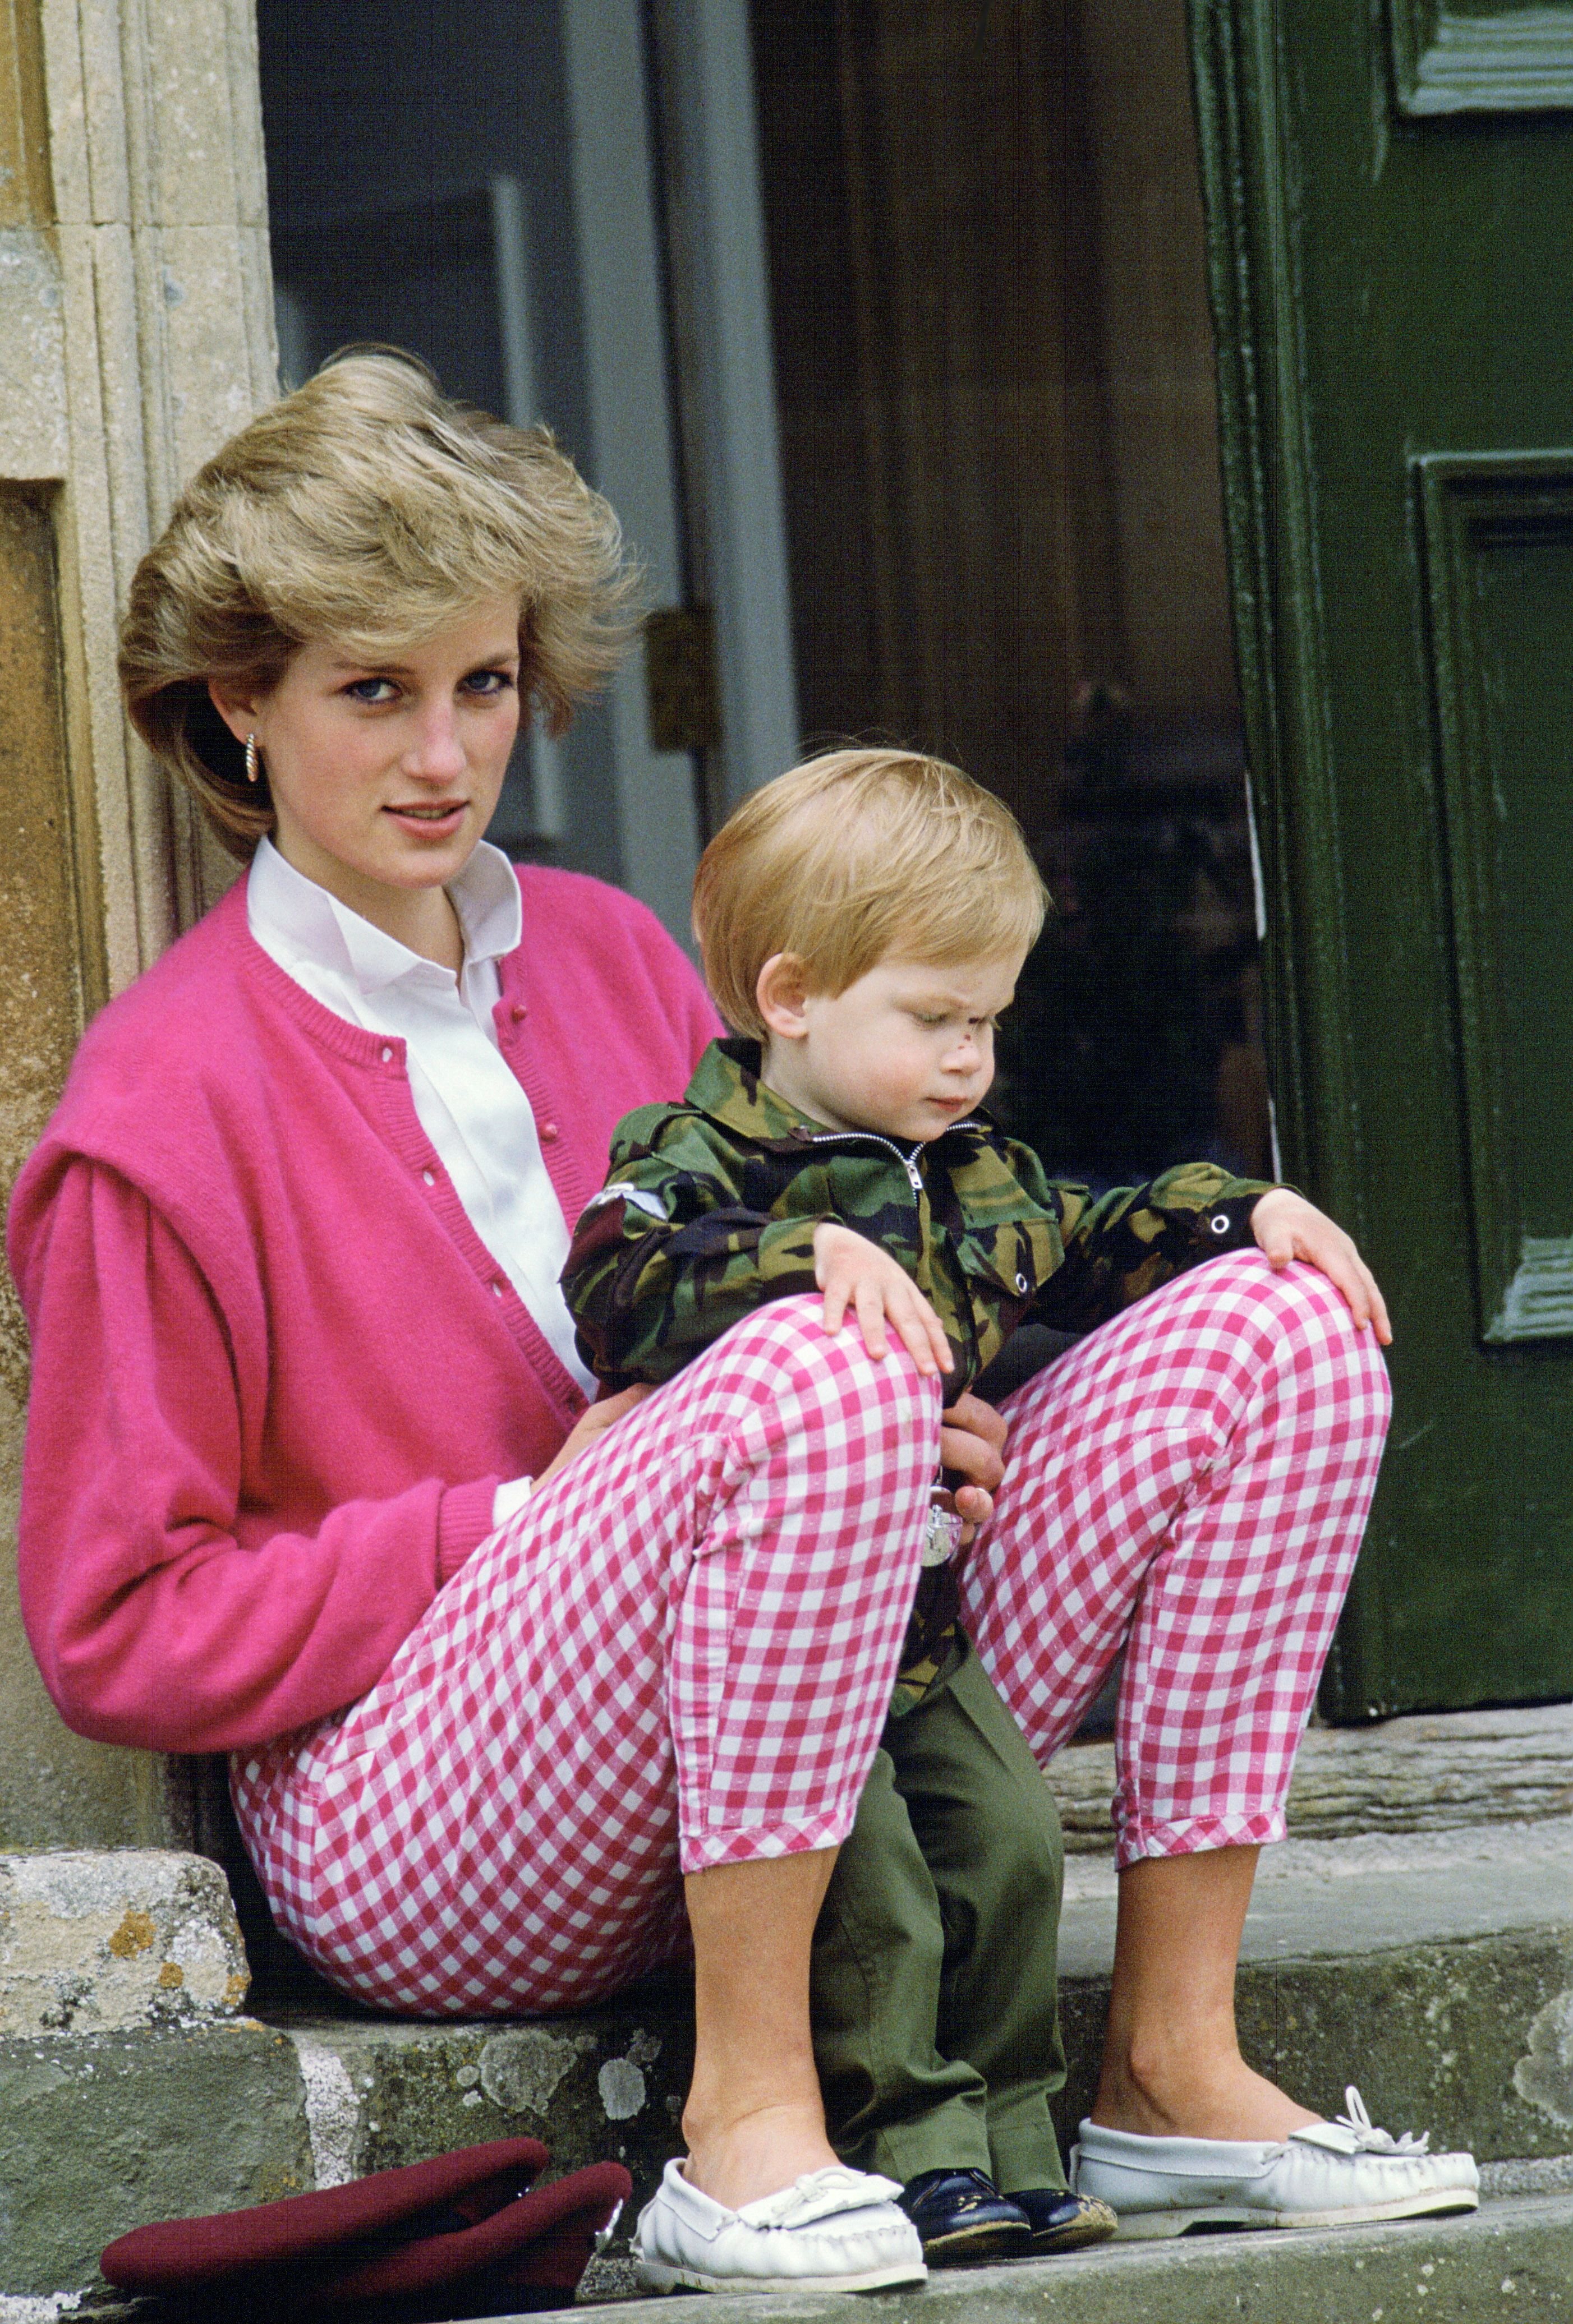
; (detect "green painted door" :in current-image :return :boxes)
[1189,2,1573,1716]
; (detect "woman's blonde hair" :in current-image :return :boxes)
[119,348,636,859]
[693,749,1047,1038]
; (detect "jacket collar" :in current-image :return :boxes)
[686,1036,990,1154]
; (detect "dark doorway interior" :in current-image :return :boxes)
[751,0,1268,1188]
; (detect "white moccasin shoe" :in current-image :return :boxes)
[634,2157,928,2293]
[1071,2087,1479,2238]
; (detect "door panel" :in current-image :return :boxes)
[1190,2,1573,1714]
[1419,457,1573,1346]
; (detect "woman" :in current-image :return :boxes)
[10,354,1474,2294]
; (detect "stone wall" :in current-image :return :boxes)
[0,0,275,1850]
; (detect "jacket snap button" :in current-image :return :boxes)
[540,1122,559,1143]
[422,1169,436,1187]
[1015,1271,1029,1294]
[380,1045,394,1064]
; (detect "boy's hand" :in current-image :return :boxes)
[1250,1188,1392,1344]
[940,1391,1009,1539]
[813,1221,954,1377]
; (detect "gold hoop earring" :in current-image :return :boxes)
[244,732,261,786]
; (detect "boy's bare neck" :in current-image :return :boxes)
[757,1040,877,1138]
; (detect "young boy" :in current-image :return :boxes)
[562,750,1272,2265]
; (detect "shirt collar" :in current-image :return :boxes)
[248,837,522,995]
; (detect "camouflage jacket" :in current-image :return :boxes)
[562,1036,1273,1395]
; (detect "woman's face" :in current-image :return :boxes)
[211,596,522,919]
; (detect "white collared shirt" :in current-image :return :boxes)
[246,838,596,1441]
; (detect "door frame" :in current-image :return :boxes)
[1188,0,1393,1718]
[1187,0,1365,1241]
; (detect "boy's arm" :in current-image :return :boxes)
[562,1112,826,1384]
[1027,1157,1275,1336]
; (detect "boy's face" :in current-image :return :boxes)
[758,950,1026,1142]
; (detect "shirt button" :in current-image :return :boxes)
[511,1002,528,1022]
[422,1169,436,1187]
[380,1045,394,1064]
[540,1122,559,1143]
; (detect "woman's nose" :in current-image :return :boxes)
[404,704,468,781]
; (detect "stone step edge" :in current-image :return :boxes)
[545,2190,1573,2323]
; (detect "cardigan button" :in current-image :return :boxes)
[380,1045,394,1064]
[540,1122,559,1143]
[422,1169,436,1187]
[491,1279,506,1298]
[511,1002,528,1022]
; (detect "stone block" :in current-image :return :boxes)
[282,1973,697,2214]
[0,1851,249,2035]
[0,2022,311,2298]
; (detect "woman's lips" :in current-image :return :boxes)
[384,801,467,834]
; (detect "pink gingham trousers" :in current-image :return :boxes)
[231,1253,1389,2016]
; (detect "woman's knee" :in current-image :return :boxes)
[700,1292,945,1438]
[1195,1252,1391,1412]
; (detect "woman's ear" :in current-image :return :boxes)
[756,953,812,1043]
[207,677,262,746]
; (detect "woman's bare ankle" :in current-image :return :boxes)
[681,2099,841,2212]
[1092,2048,1321,2142]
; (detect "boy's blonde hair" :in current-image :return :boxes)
[693,749,1047,1039]
[119,348,635,860]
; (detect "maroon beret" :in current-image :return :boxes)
[100,2137,631,2319]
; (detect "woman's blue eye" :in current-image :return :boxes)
[344,677,397,703]
[462,668,516,696]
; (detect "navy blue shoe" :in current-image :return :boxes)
[1009,2187,1119,2253]
[897,2169,1032,2265]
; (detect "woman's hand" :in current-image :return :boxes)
[1250,1188,1392,1344]
[939,1391,1009,1540]
[535,1383,654,1492]
[813,1221,954,1378]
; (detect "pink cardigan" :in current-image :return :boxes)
[8,868,719,1753]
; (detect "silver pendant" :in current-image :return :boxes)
[921,1500,963,1567]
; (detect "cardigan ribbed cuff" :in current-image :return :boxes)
[436,1478,503,1585]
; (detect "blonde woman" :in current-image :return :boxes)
[8,354,1469,2300]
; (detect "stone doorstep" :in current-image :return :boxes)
[3,1820,1572,2299]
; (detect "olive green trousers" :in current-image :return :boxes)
[810,1637,1069,2194]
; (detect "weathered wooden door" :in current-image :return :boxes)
[1190,2,1573,1715]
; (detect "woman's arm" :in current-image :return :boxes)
[15,1161,495,1753]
